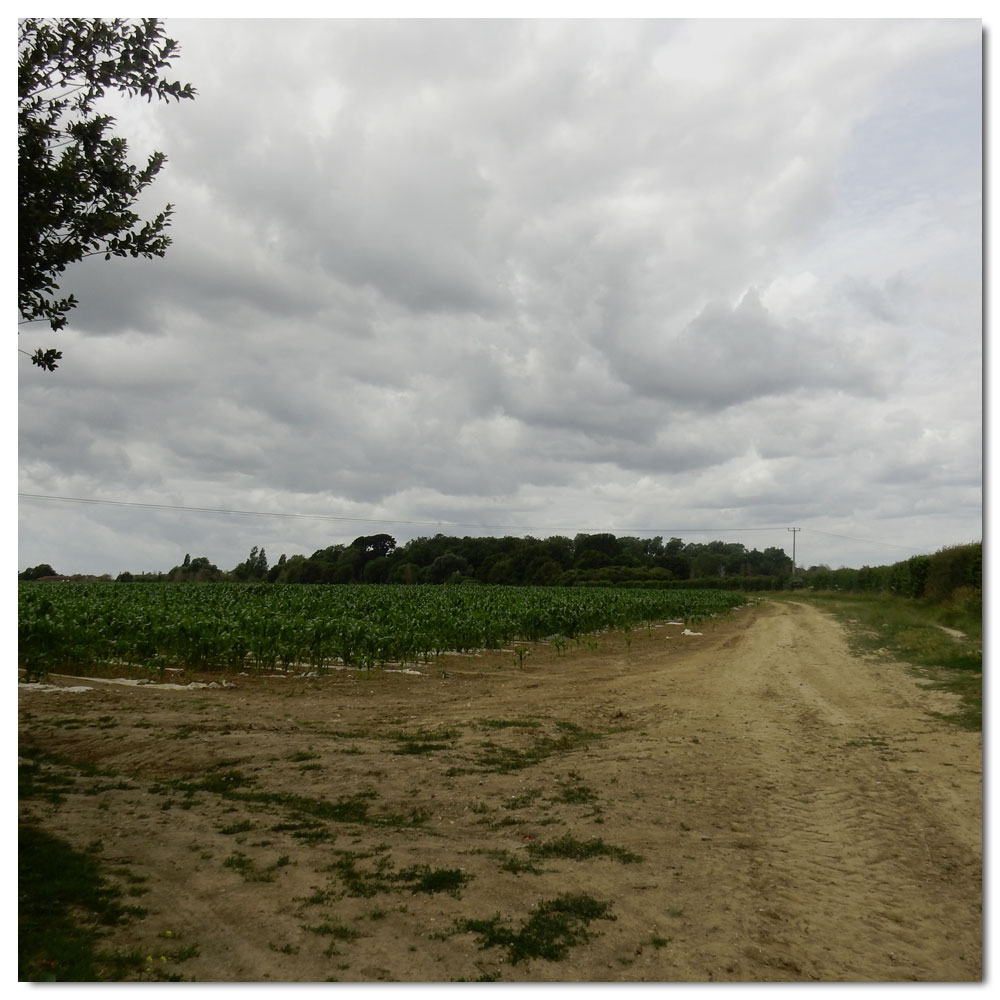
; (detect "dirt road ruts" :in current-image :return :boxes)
[19,599,981,982]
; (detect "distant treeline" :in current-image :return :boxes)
[21,534,791,588]
[19,535,981,605]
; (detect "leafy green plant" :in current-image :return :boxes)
[302,921,362,942]
[478,717,542,730]
[470,849,545,875]
[398,865,470,896]
[327,851,471,898]
[471,720,604,775]
[525,834,643,864]
[455,893,615,965]
[553,781,599,805]
[17,581,747,678]
[219,819,254,835]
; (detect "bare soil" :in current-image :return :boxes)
[18,599,982,983]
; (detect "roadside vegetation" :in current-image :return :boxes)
[788,542,983,731]
[793,590,982,730]
[18,538,981,980]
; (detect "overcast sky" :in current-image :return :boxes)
[17,16,983,576]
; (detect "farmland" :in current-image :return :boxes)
[18,582,748,679]
[17,599,981,981]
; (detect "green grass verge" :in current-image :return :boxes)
[791,592,982,730]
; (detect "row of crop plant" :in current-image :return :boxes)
[18,581,749,680]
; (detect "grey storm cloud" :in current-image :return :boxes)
[603,287,890,411]
[18,18,982,576]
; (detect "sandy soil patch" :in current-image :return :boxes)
[18,600,981,982]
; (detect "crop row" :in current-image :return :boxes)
[18,582,748,677]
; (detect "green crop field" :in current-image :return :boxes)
[18,582,748,680]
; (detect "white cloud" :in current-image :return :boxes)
[18,18,982,574]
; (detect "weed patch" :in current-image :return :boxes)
[398,864,470,896]
[504,788,542,810]
[454,893,615,965]
[327,851,471,897]
[553,778,600,806]
[478,718,543,730]
[526,834,643,864]
[395,739,452,755]
[469,848,545,875]
[302,921,362,942]
[390,726,460,755]
[270,820,337,845]
[174,776,424,829]
[471,721,604,774]
[328,850,394,897]
[219,819,255,835]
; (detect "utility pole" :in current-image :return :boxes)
[787,527,801,581]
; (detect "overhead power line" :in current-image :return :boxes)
[18,492,788,537]
[18,493,924,551]
[801,527,922,552]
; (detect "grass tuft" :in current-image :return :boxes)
[526,833,643,864]
[455,893,615,965]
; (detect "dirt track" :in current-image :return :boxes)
[18,599,982,982]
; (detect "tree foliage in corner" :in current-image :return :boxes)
[18,18,196,371]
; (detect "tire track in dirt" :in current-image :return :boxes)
[18,599,981,982]
[667,601,982,981]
